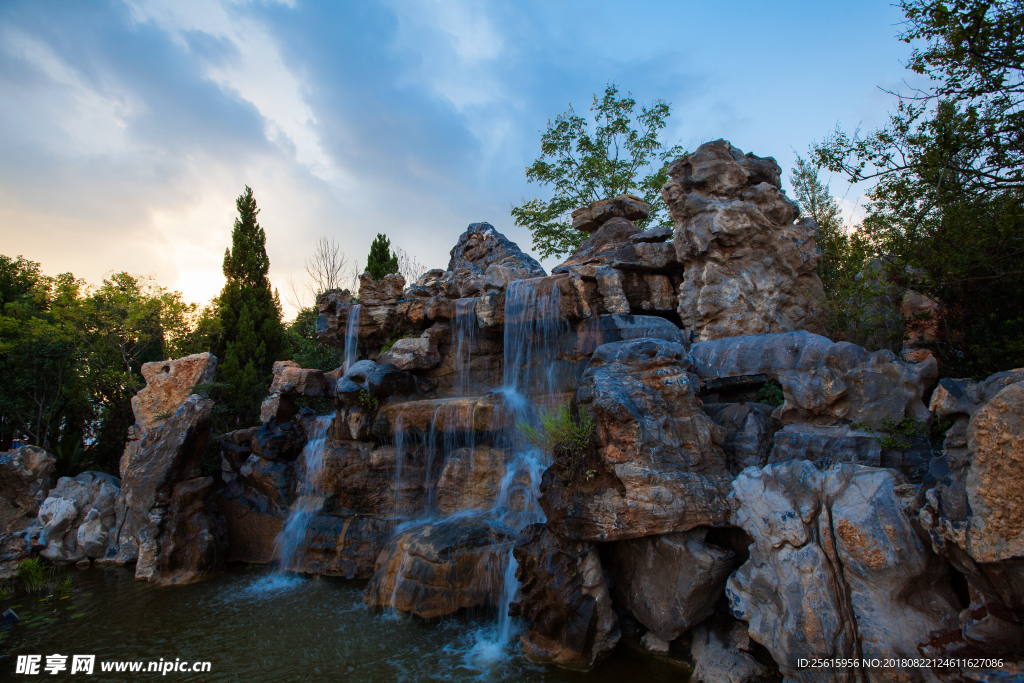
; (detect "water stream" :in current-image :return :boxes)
[273,416,333,572]
[344,303,362,373]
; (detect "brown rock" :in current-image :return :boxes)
[541,338,732,541]
[218,494,283,564]
[509,523,619,671]
[289,514,395,579]
[269,360,327,397]
[622,272,675,312]
[570,193,651,233]
[603,529,735,642]
[0,532,32,579]
[109,395,221,585]
[149,476,223,585]
[662,140,823,341]
[131,352,216,429]
[378,336,442,371]
[437,447,508,514]
[363,516,513,618]
[0,445,55,532]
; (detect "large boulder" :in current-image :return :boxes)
[662,139,823,341]
[728,461,960,682]
[38,472,120,562]
[689,619,772,683]
[541,338,732,541]
[570,193,651,233]
[603,528,735,642]
[108,394,223,584]
[691,331,938,429]
[363,516,513,618]
[447,222,546,283]
[509,523,619,671]
[131,352,216,429]
[377,336,441,372]
[285,513,395,578]
[0,445,56,532]
[268,360,327,397]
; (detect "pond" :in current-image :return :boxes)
[0,565,684,682]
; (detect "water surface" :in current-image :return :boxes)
[0,565,682,682]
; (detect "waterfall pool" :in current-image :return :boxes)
[0,565,684,682]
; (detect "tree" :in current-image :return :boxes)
[365,233,399,281]
[511,84,685,260]
[215,186,285,425]
[812,0,1024,377]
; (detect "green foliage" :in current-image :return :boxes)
[214,186,285,426]
[511,83,685,260]
[285,306,344,372]
[18,558,47,593]
[358,390,378,411]
[812,1,1024,377]
[379,330,413,355]
[365,234,399,282]
[518,403,597,486]
[0,579,13,600]
[852,417,927,450]
[758,381,784,408]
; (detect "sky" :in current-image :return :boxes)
[0,0,926,318]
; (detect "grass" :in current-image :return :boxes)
[518,403,597,486]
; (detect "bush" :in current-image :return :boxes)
[518,403,597,486]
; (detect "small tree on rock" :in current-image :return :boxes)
[365,233,399,281]
[511,84,684,260]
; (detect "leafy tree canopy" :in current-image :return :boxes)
[511,83,684,260]
[812,0,1024,377]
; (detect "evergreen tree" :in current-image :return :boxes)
[365,233,399,281]
[215,186,284,425]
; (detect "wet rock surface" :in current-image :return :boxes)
[509,523,619,671]
[364,516,514,619]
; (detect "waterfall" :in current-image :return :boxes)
[473,278,568,656]
[344,304,361,373]
[453,298,477,396]
[273,415,333,572]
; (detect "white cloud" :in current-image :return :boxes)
[124,0,346,185]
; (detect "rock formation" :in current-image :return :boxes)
[38,472,120,562]
[662,139,823,340]
[107,352,223,584]
[0,445,55,532]
[509,523,620,670]
[728,461,961,681]
[541,338,733,541]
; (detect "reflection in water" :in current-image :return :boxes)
[0,566,682,682]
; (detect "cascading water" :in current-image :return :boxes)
[343,304,361,373]
[471,278,570,658]
[453,298,478,397]
[274,415,333,572]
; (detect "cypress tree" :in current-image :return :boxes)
[215,186,284,425]
[365,233,399,281]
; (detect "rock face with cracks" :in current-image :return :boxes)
[662,139,823,341]
[131,353,216,429]
[0,446,55,532]
[509,523,620,671]
[727,460,960,682]
[541,338,732,541]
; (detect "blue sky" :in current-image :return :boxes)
[0,0,923,316]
